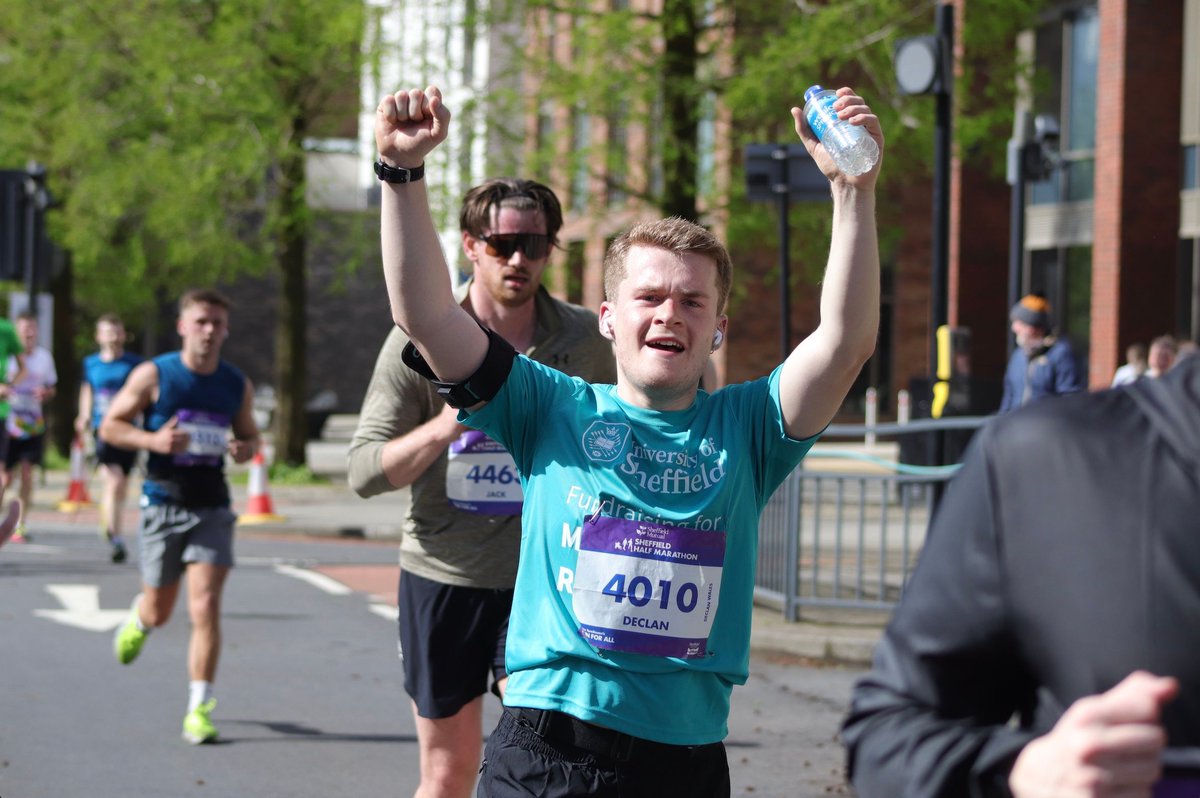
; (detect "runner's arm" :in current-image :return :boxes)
[778,88,882,440]
[75,382,93,434]
[227,378,260,464]
[348,330,467,496]
[99,361,187,455]
[377,86,488,388]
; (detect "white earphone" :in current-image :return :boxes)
[712,329,724,348]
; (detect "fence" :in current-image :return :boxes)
[755,416,990,621]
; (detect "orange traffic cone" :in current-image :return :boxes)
[238,451,284,525]
[57,436,94,512]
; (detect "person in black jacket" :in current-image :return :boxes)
[842,355,1200,797]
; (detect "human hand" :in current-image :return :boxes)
[375,86,451,169]
[434,401,469,443]
[150,416,191,455]
[1009,671,1178,798]
[74,415,90,435]
[791,87,883,189]
[227,438,256,464]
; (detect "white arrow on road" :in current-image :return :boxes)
[34,585,129,632]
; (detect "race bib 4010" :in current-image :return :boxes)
[573,515,726,659]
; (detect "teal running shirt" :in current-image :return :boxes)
[465,356,816,745]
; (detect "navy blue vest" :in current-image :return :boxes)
[143,352,245,508]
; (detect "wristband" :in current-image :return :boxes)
[374,160,424,184]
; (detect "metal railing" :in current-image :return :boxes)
[755,417,990,621]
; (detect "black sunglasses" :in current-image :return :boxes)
[481,233,552,260]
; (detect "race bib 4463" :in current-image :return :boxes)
[446,430,524,514]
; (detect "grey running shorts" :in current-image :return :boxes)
[138,504,237,587]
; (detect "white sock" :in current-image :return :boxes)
[110,534,125,546]
[131,594,149,632]
[188,680,214,713]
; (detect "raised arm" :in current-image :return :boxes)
[376,86,487,383]
[779,87,882,440]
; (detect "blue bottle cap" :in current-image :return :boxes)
[803,85,824,102]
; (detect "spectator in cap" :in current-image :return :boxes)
[999,294,1083,413]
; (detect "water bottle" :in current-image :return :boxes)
[802,85,879,176]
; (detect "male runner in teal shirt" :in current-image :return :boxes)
[374,84,883,796]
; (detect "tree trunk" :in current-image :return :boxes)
[272,125,309,466]
[48,248,76,460]
[660,0,699,222]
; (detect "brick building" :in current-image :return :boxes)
[527,0,1200,418]
[210,0,1199,421]
[954,0,1199,394]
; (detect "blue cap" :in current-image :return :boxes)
[803,85,824,102]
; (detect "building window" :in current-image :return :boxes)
[570,107,592,212]
[1030,5,1098,205]
[565,240,585,305]
[696,90,716,201]
[1185,145,1199,189]
[1029,245,1092,354]
[649,92,665,200]
[1181,237,1199,341]
[606,116,628,206]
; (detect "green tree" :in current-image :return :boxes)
[0,0,363,465]
[486,0,1042,293]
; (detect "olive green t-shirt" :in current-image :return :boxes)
[347,283,617,588]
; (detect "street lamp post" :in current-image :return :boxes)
[895,4,954,375]
[23,162,50,318]
[1005,111,1060,355]
[744,143,831,360]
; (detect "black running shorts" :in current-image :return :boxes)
[95,436,138,475]
[477,707,731,798]
[5,433,45,468]
[397,569,513,719]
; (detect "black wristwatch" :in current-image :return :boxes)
[374,160,425,184]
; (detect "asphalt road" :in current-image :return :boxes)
[2,525,864,797]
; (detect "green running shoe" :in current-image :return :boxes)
[182,699,218,745]
[113,597,148,664]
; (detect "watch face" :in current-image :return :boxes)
[895,36,940,95]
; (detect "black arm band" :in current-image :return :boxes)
[401,325,518,409]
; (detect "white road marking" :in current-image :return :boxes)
[273,563,352,595]
[34,584,129,632]
[369,603,398,621]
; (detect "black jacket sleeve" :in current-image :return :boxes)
[842,427,1037,797]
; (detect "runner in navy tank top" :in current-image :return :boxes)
[100,289,259,745]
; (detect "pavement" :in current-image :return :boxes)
[18,414,888,666]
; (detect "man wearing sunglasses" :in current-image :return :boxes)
[349,176,616,798]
